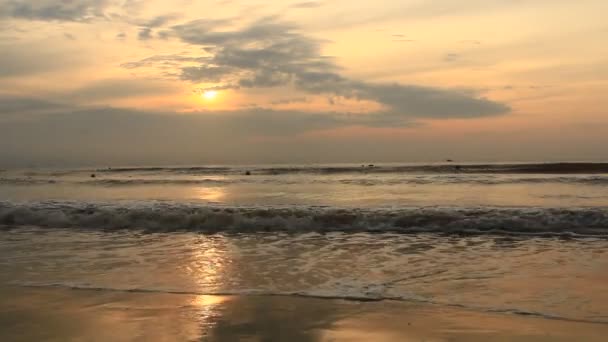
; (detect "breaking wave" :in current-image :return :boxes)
[1,201,608,236]
[3,175,608,187]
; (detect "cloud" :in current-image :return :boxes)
[194,84,238,93]
[121,54,208,70]
[0,95,67,117]
[443,53,461,62]
[67,78,176,102]
[460,40,481,45]
[0,96,419,165]
[130,18,508,119]
[271,97,308,105]
[0,42,76,77]
[0,95,412,131]
[290,1,323,9]
[181,65,235,83]
[142,15,176,28]
[137,27,152,40]
[0,0,110,21]
[344,82,506,118]
[136,14,178,40]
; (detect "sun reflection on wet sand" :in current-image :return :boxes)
[177,235,234,338]
[190,295,232,337]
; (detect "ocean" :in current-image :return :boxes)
[1,162,608,340]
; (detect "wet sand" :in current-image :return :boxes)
[1,286,607,341]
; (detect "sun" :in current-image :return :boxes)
[202,90,218,100]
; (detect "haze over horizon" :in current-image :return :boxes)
[1,0,607,167]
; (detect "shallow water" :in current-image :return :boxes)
[1,229,607,324]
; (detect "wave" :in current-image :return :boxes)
[334,176,608,186]
[0,178,59,185]
[1,201,608,236]
[14,282,608,325]
[86,178,235,186]
[79,175,608,186]
[3,175,608,187]
[96,166,233,174]
[256,163,608,175]
[91,162,608,175]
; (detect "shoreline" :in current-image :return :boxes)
[2,285,607,341]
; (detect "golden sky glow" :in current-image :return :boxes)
[0,0,607,165]
[202,91,218,101]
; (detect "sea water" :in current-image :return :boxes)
[1,162,608,325]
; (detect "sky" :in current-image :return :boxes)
[0,0,607,167]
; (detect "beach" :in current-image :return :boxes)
[1,163,608,340]
[2,285,608,341]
